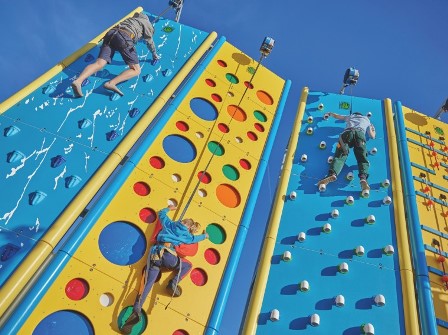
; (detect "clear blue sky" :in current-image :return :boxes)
[1,1,447,334]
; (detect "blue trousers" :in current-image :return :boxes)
[133,251,191,313]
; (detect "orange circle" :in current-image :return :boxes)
[256,90,274,105]
[216,184,241,208]
[227,105,247,121]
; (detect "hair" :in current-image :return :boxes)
[182,218,201,234]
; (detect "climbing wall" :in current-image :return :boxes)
[244,90,417,334]
[0,12,290,334]
[401,105,448,335]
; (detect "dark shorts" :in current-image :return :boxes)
[98,29,139,65]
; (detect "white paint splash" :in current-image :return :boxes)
[84,152,90,173]
[29,218,40,233]
[53,166,67,190]
[64,143,74,154]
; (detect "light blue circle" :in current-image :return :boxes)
[33,310,94,335]
[98,222,146,265]
[163,135,197,163]
[190,98,218,121]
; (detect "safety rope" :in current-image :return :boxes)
[178,54,266,221]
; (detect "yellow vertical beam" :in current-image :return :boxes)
[384,98,420,335]
[242,87,309,335]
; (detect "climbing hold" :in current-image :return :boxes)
[28,190,47,205]
[383,196,392,205]
[382,179,390,187]
[6,150,25,163]
[162,69,172,77]
[301,154,308,162]
[335,295,345,307]
[366,215,376,224]
[307,116,313,123]
[323,113,330,120]
[327,156,334,164]
[355,245,365,256]
[370,147,378,155]
[282,251,292,261]
[346,172,354,181]
[84,54,94,62]
[151,58,159,66]
[1,243,20,261]
[437,255,446,263]
[270,309,280,322]
[442,275,448,283]
[319,184,326,192]
[346,196,355,205]
[106,130,119,141]
[4,125,21,137]
[374,294,386,307]
[129,108,140,118]
[338,262,349,274]
[322,223,332,233]
[50,155,66,168]
[306,127,313,135]
[111,93,121,101]
[361,188,370,198]
[43,85,56,95]
[96,69,110,78]
[143,74,154,82]
[362,323,375,335]
[289,191,297,200]
[331,209,339,218]
[65,175,82,188]
[383,245,394,255]
[319,141,326,149]
[260,36,275,57]
[310,314,320,327]
[318,103,324,111]
[299,280,310,292]
[78,118,92,129]
[297,232,306,242]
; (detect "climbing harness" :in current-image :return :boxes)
[178,37,275,221]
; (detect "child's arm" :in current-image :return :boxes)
[330,112,346,120]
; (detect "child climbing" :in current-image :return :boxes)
[317,112,376,195]
[71,11,160,98]
[120,204,208,334]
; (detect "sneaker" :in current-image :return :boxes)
[120,311,140,334]
[104,81,124,96]
[166,280,182,297]
[317,174,337,191]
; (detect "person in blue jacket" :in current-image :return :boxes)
[120,204,208,334]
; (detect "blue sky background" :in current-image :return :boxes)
[1,1,447,334]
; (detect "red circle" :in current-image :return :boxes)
[254,123,265,132]
[442,275,448,283]
[133,182,150,196]
[139,207,156,224]
[217,60,227,67]
[211,93,222,102]
[218,123,229,133]
[247,131,258,141]
[244,81,254,89]
[438,255,446,263]
[204,248,220,265]
[197,171,211,184]
[190,268,208,286]
[205,78,216,87]
[173,330,189,335]
[239,159,251,170]
[149,156,165,169]
[176,121,189,132]
[65,278,89,301]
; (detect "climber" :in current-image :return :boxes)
[71,11,160,98]
[317,112,376,194]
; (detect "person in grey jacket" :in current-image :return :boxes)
[71,12,160,98]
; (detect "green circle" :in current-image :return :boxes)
[225,73,239,84]
[247,67,256,75]
[254,110,267,122]
[206,224,226,244]
[222,165,240,181]
[117,306,147,335]
[208,141,225,156]
[163,26,174,33]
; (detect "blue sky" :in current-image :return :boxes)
[1,1,447,334]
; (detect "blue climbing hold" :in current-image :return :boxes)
[1,243,20,261]
[4,125,21,137]
[78,118,92,129]
[6,150,25,163]
[44,85,56,95]
[81,79,90,87]
[151,58,159,66]
[162,69,172,77]
[65,175,82,188]
[84,54,95,62]
[51,155,66,168]
[129,108,140,118]
[96,69,110,78]
[107,130,119,141]
[29,191,47,205]
[143,74,154,82]
[111,93,121,101]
